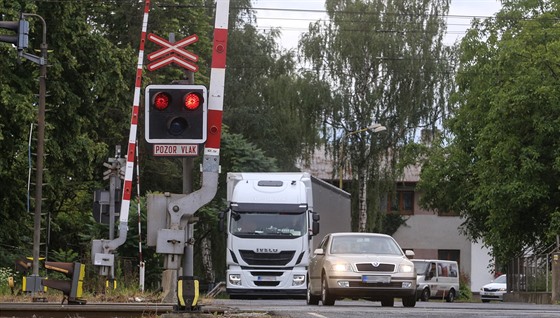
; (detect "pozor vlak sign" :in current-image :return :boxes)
[145,84,207,156]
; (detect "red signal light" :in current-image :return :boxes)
[184,92,201,110]
[153,92,170,110]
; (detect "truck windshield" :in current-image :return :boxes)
[230,212,306,238]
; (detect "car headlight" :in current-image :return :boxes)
[399,264,414,273]
[331,263,352,272]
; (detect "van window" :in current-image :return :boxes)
[439,263,449,277]
[449,263,458,277]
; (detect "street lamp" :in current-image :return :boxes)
[338,123,387,188]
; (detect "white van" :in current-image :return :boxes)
[411,259,459,302]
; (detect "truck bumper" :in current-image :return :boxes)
[226,267,307,298]
[226,288,305,298]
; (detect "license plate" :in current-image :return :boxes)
[362,275,390,283]
[257,276,276,281]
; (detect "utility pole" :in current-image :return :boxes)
[6,13,48,300]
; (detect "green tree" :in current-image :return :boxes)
[0,0,324,291]
[0,0,214,268]
[224,10,327,171]
[0,0,40,265]
[299,0,453,232]
[418,1,560,265]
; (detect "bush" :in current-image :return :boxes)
[0,267,15,295]
[458,271,472,301]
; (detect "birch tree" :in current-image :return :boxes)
[299,0,453,232]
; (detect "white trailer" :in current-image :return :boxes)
[220,172,350,298]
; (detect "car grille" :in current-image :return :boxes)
[483,287,500,292]
[349,281,402,288]
[355,263,395,272]
[239,250,295,266]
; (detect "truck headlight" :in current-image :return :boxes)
[228,274,241,286]
[292,275,305,286]
[399,264,414,273]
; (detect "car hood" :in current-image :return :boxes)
[483,282,506,289]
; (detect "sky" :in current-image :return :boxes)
[251,0,503,50]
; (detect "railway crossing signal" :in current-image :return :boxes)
[147,33,199,72]
[145,84,207,144]
[0,17,29,51]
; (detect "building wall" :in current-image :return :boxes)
[392,213,472,278]
[391,188,493,292]
[471,241,494,292]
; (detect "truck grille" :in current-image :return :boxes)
[355,263,395,272]
[239,250,295,266]
[254,281,280,287]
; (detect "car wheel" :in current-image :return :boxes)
[420,288,430,301]
[307,279,320,305]
[321,275,335,306]
[381,297,394,307]
[402,295,417,307]
[446,289,456,303]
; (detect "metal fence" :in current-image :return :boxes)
[509,243,557,293]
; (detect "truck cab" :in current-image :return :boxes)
[221,172,319,298]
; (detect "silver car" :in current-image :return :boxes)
[307,232,417,307]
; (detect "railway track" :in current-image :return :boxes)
[0,302,239,318]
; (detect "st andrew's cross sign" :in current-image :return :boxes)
[147,33,199,72]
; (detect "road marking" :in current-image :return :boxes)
[308,313,328,318]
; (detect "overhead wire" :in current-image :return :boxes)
[25,0,552,72]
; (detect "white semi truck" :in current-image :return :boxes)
[220,172,350,298]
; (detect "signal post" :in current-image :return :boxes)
[145,82,206,304]
[144,0,230,312]
[144,27,212,309]
[89,0,230,312]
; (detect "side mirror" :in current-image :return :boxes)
[310,212,320,236]
[405,250,415,259]
[314,248,324,255]
[312,213,320,222]
[312,221,320,236]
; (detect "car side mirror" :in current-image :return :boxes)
[314,248,324,255]
[405,250,415,259]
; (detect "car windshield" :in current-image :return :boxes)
[494,275,507,284]
[330,235,403,255]
[230,211,306,238]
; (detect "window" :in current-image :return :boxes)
[388,191,414,215]
[438,249,460,266]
